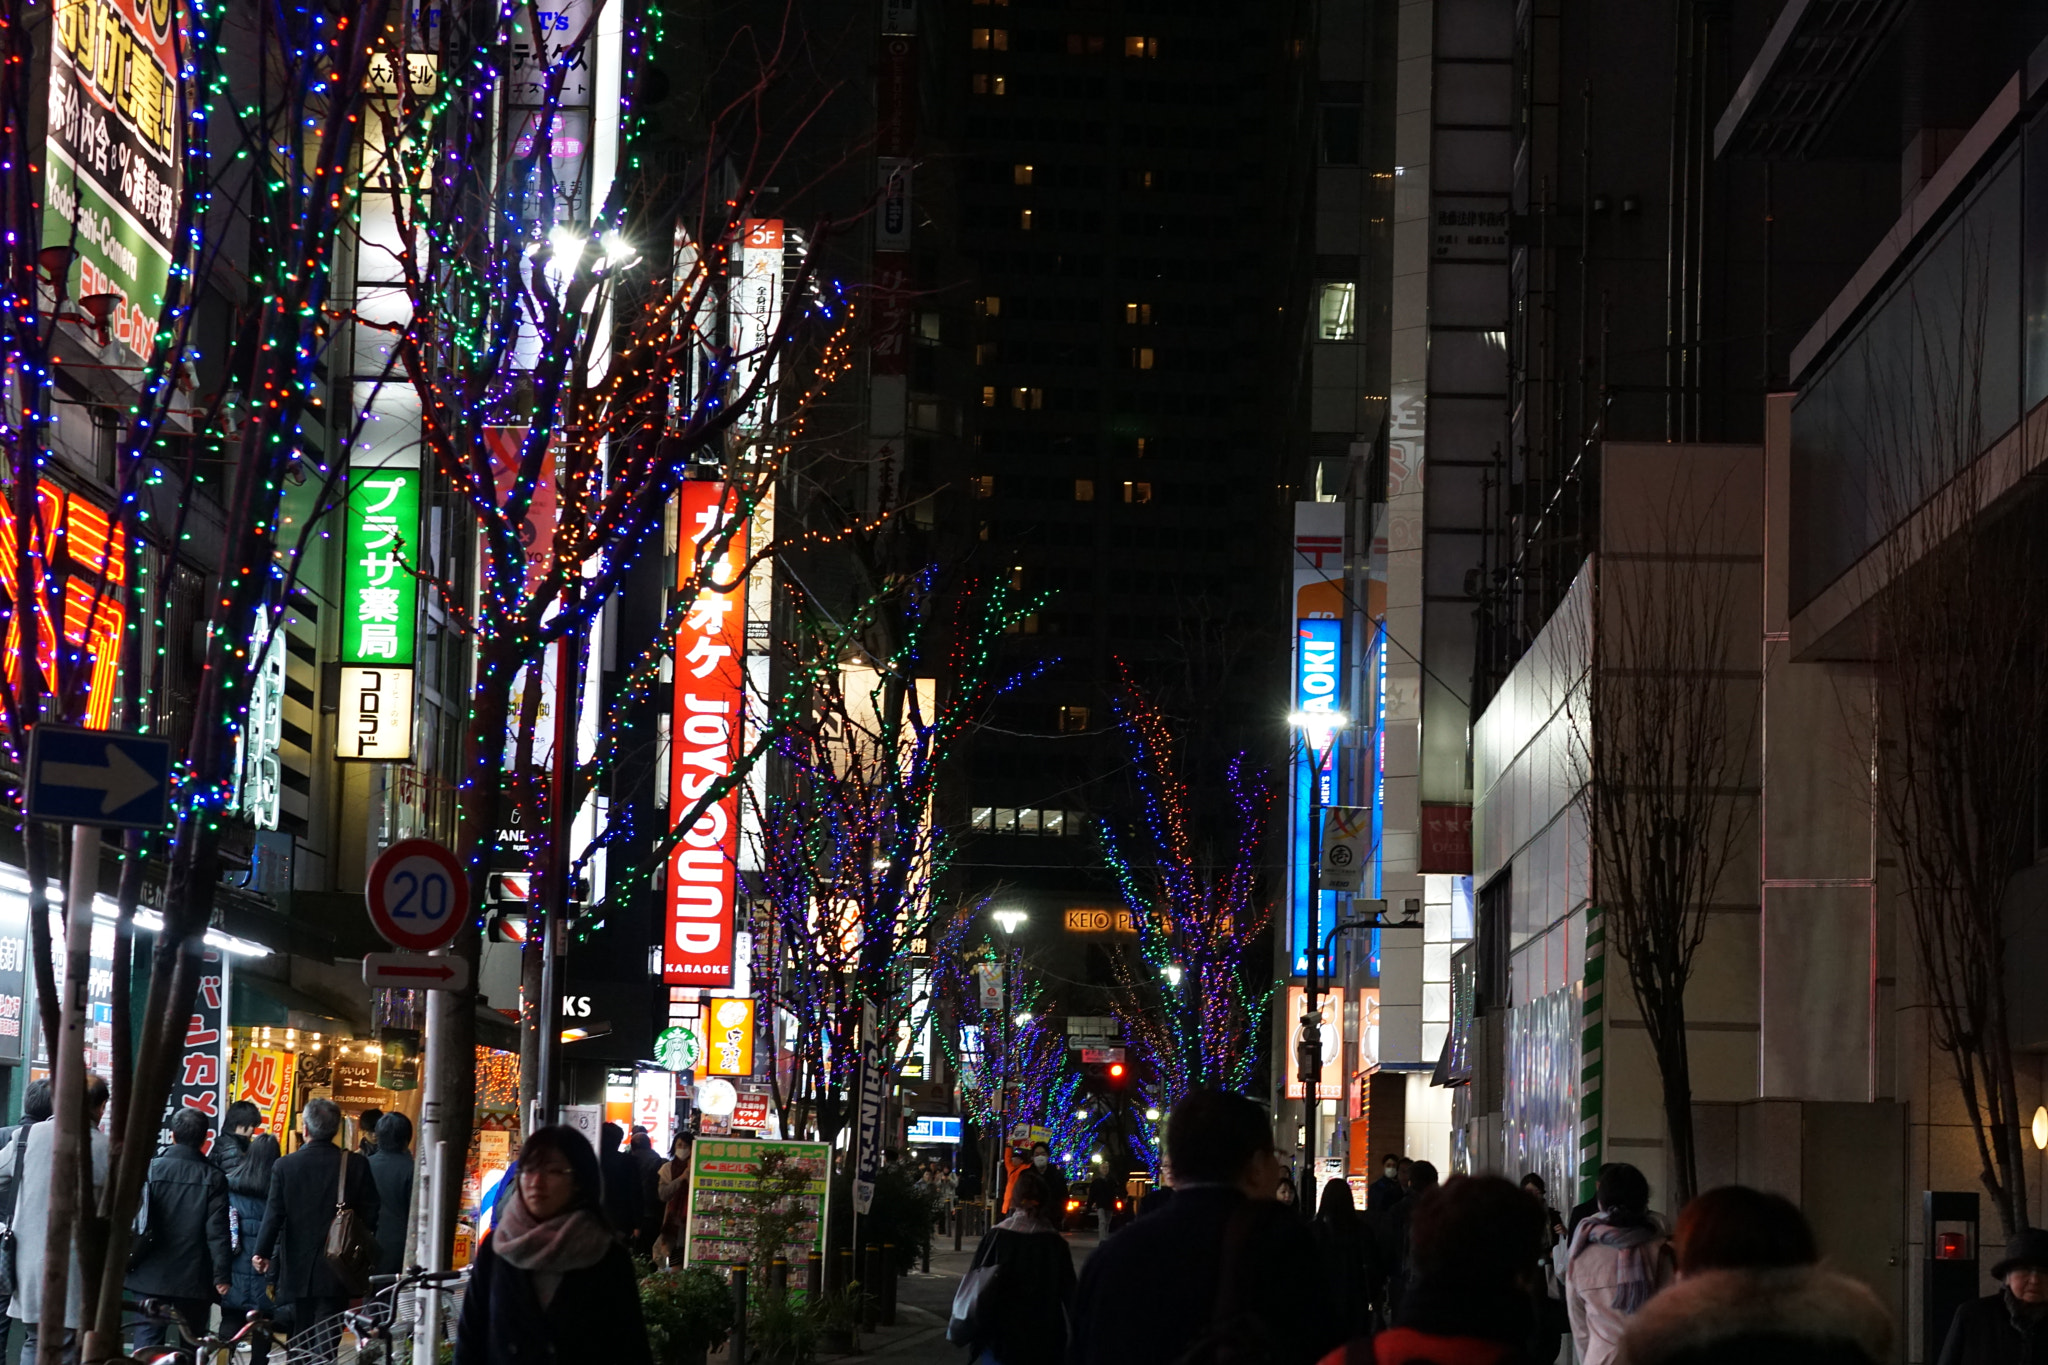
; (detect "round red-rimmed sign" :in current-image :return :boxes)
[366,839,469,953]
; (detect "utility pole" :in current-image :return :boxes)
[535,623,579,1126]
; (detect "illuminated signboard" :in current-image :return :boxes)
[338,666,414,761]
[664,482,746,987]
[342,468,420,666]
[0,483,125,730]
[234,629,286,827]
[702,997,756,1078]
[45,0,179,364]
[1291,617,1343,975]
[1063,908,1139,935]
[1284,985,1345,1101]
[731,219,783,430]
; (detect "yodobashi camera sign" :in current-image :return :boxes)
[664,482,747,988]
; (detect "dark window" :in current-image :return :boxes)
[1320,104,1362,165]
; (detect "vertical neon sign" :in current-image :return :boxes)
[1292,618,1343,977]
[665,483,746,987]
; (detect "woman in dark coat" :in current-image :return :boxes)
[1310,1179,1373,1339]
[218,1127,280,1319]
[367,1112,415,1276]
[964,1167,1076,1365]
[455,1125,652,1365]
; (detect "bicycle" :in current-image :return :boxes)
[339,1265,468,1365]
[122,1299,276,1365]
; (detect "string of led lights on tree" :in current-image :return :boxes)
[1,0,483,1334]
[1097,667,1277,1170]
[746,566,1046,1141]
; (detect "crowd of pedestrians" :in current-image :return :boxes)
[948,1088,2048,1365]
[0,1077,2030,1365]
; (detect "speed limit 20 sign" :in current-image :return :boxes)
[366,839,469,952]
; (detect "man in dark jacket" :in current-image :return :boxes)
[1938,1226,2048,1365]
[598,1123,640,1244]
[127,1107,233,1349]
[251,1096,378,1364]
[627,1127,665,1256]
[1069,1090,1341,1365]
[366,1113,414,1277]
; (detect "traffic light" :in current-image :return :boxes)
[1106,1061,1127,1089]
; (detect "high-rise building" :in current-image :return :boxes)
[921,3,1320,968]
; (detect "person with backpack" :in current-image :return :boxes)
[250,1097,379,1364]
[1563,1163,1673,1365]
[952,1167,1074,1365]
[126,1107,233,1349]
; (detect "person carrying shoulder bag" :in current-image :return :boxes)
[951,1167,1075,1365]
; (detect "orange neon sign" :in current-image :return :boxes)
[0,482,126,729]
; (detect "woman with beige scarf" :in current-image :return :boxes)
[455,1126,652,1365]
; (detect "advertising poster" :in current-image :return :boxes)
[1283,985,1344,1101]
[682,1138,830,1269]
[44,0,181,363]
[233,1046,297,1136]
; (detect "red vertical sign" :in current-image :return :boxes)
[666,483,747,986]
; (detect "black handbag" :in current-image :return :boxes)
[0,1122,31,1299]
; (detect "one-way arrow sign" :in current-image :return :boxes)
[362,952,470,992]
[26,725,173,828]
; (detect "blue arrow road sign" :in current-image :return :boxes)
[26,726,173,829]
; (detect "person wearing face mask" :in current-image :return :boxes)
[1003,1143,1069,1226]
[455,1125,651,1365]
[1937,1226,2048,1365]
[1366,1156,1403,1213]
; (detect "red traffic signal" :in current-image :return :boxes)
[1108,1062,1125,1079]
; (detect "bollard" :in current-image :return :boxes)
[953,1200,963,1252]
[861,1245,882,1330]
[730,1266,749,1365]
[922,1234,931,1275]
[881,1243,897,1325]
[770,1256,789,1296]
[836,1246,855,1297]
[807,1249,823,1297]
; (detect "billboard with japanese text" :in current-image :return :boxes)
[44,0,181,364]
[664,483,746,987]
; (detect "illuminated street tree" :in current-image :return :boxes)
[343,0,871,1201]
[753,570,1039,1142]
[1100,673,1276,1164]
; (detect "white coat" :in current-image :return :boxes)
[1564,1217,1674,1365]
[2,1119,111,1327]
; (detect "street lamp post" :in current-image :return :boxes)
[991,910,1026,1209]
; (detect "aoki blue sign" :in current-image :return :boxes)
[1291,619,1343,976]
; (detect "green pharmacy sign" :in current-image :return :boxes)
[343,468,420,667]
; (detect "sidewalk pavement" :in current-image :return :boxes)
[809,1231,1102,1365]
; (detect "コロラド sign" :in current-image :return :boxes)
[45,0,181,364]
